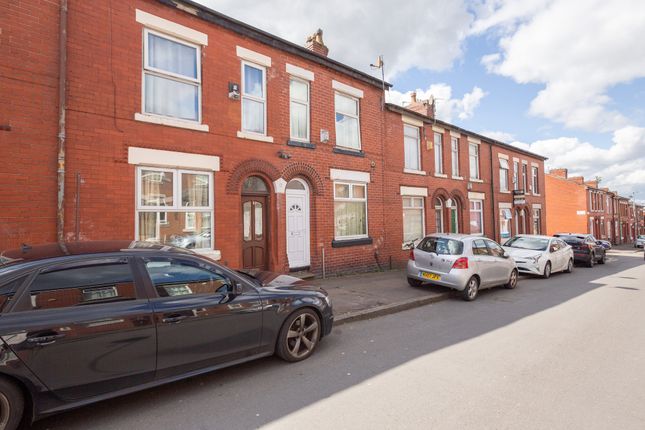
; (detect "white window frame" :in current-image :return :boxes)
[533,208,541,235]
[522,162,528,192]
[289,77,310,142]
[532,166,540,194]
[135,166,213,250]
[513,160,520,190]
[333,181,368,240]
[469,143,480,179]
[499,158,510,192]
[403,124,421,171]
[434,132,444,174]
[141,28,202,124]
[469,199,484,235]
[184,212,196,231]
[451,137,460,177]
[241,60,268,136]
[334,92,361,150]
[402,196,425,247]
[435,198,445,233]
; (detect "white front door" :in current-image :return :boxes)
[286,180,310,268]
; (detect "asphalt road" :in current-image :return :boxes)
[32,250,645,430]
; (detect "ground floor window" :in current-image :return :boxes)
[136,166,213,250]
[469,200,483,234]
[435,197,444,233]
[334,182,367,239]
[500,208,512,240]
[533,208,541,235]
[403,196,424,246]
[448,198,459,233]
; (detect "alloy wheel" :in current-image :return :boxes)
[286,313,319,359]
[0,392,10,429]
[506,269,518,289]
[544,262,551,278]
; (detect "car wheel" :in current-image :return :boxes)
[598,252,606,264]
[407,277,423,287]
[276,308,321,362]
[505,269,518,289]
[0,377,24,430]
[462,276,479,301]
[565,259,574,273]
[587,254,595,268]
[542,261,552,279]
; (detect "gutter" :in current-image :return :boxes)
[57,0,68,248]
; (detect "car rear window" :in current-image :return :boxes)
[557,235,585,243]
[418,237,464,255]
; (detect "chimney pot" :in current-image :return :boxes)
[305,29,329,57]
[410,92,417,103]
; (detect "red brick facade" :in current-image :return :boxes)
[1,0,548,274]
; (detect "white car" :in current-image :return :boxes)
[502,235,574,278]
[635,235,645,248]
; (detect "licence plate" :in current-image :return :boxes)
[420,272,441,281]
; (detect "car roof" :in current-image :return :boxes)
[424,233,485,241]
[0,240,194,268]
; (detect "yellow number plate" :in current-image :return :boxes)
[421,272,441,281]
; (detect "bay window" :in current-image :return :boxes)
[404,125,421,171]
[451,137,460,176]
[469,143,480,179]
[499,158,510,191]
[335,93,361,150]
[334,182,367,239]
[434,132,444,174]
[242,62,267,135]
[290,78,309,141]
[136,167,213,250]
[143,30,200,122]
[469,200,483,234]
[403,196,425,245]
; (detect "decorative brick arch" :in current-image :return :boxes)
[281,162,324,195]
[227,159,281,194]
[449,189,467,206]
[431,188,450,203]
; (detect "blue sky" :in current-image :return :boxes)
[201,0,645,201]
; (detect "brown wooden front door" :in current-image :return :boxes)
[242,195,267,270]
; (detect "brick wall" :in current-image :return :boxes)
[545,174,588,235]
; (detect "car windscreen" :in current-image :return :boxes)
[418,237,464,255]
[504,236,549,251]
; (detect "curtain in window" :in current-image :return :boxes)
[138,212,158,241]
[148,33,197,78]
[404,126,420,170]
[334,201,366,237]
[403,209,423,242]
[145,75,198,121]
[335,114,359,149]
[242,98,265,134]
[290,101,307,139]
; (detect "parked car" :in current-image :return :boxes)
[407,234,518,301]
[634,235,645,248]
[502,235,574,278]
[553,233,606,267]
[598,240,612,250]
[169,231,211,249]
[0,241,333,429]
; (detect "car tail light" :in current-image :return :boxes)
[409,248,415,261]
[452,257,468,269]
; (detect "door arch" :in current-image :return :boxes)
[286,178,311,269]
[241,176,269,270]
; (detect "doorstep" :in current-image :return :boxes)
[310,269,451,325]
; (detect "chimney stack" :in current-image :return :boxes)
[305,29,329,57]
[549,168,568,179]
[406,94,435,119]
[410,91,417,103]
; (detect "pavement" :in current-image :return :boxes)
[32,247,645,430]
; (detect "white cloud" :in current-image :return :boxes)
[386,84,487,122]
[197,0,473,79]
[509,126,645,197]
[476,0,645,132]
[480,130,515,143]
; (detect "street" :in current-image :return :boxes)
[33,250,645,430]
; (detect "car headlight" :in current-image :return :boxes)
[528,255,542,264]
[324,294,332,308]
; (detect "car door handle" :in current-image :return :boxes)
[162,314,189,324]
[27,333,66,345]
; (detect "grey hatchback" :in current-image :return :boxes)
[407,234,518,301]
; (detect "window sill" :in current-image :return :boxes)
[195,249,222,261]
[134,113,209,132]
[237,131,274,143]
[403,169,426,176]
[452,175,464,180]
[287,140,316,149]
[470,178,484,183]
[434,173,448,178]
[533,193,541,197]
[333,147,365,157]
[500,190,511,194]
[331,237,373,248]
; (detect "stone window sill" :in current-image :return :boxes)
[237,130,274,143]
[135,113,209,132]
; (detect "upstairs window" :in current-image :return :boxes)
[499,158,509,192]
[469,143,480,179]
[532,166,540,194]
[451,137,460,176]
[513,160,519,190]
[404,125,421,171]
[143,30,200,122]
[242,62,267,135]
[335,93,361,150]
[434,132,444,174]
[290,78,310,141]
[522,163,528,192]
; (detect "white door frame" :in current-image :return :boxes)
[286,178,311,268]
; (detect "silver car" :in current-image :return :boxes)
[635,235,645,248]
[502,235,574,278]
[407,234,518,301]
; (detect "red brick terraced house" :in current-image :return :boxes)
[1,0,548,274]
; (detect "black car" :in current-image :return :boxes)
[0,241,333,429]
[553,233,606,267]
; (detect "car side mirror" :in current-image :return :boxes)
[502,251,510,259]
[233,281,243,295]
